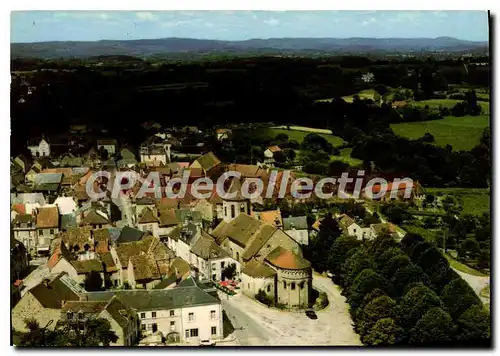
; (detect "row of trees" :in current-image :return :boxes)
[305,217,490,346]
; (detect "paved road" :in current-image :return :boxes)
[220,275,361,346]
[221,294,271,346]
[452,268,490,303]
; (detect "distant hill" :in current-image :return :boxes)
[11,37,488,59]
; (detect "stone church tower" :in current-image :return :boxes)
[222,178,251,223]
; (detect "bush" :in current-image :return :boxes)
[255,289,273,306]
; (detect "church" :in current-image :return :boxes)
[210,179,312,309]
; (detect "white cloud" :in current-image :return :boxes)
[387,12,422,23]
[135,12,158,22]
[264,18,280,26]
[362,17,377,26]
[52,12,111,21]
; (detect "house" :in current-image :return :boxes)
[264,145,281,165]
[215,128,232,141]
[59,226,95,259]
[241,259,276,299]
[362,181,423,202]
[338,214,365,240]
[189,232,239,281]
[11,273,84,332]
[12,192,46,214]
[12,214,37,256]
[137,207,161,236]
[54,196,78,215]
[189,152,221,176]
[96,139,118,156]
[34,206,59,256]
[117,148,137,169]
[140,137,171,167]
[27,137,51,158]
[24,162,43,185]
[60,295,139,346]
[32,173,63,201]
[283,216,309,246]
[110,235,174,288]
[116,226,148,244]
[166,220,201,264]
[14,154,31,174]
[85,279,223,344]
[81,209,111,229]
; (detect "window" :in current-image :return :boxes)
[152,312,156,318]
[221,261,225,269]
[67,312,73,320]
[211,263,216,270]
[300,282,305,290]
[39,230,44,236]
[140,313,146,319]
[224,207,227,217]
[231,205,235,218]
[212,274,216,280]
[240,204,246,212]
[283,281,286,289]
[185,330,190,339]
[141,324,146,330]
[248,283,250,289]
[170,310,174,316]
[188,312,194,321]
[78,312,84,319]
[291,283,296,290]
[211,326,217,335]
[50,229,54,235]
[190,329,199,337]
[236,252,239,261]
[210,310,216,320]
[267,285,271,292]
[170,321,175,331]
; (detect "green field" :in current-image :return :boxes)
[316,89,377,103]
[390,115,489,151]
[257,127,345,147]
[425,188,490,216]
[411,99,490,114]
[330,147,363,167]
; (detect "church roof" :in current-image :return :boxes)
[265,246,311,270]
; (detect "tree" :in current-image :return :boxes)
[342,248,375,288]
[363,318,404,346]
[305,214,342,272]
[382,254,411,279]
[348,269,391,310]
[273,150,287,164]
[456,304,491,344]
[391,263,430,297]
[369,233,398,260]
[375,247,404,272]
[415,247,448,273]
[409,307,456,345]
[221,263,237,281]
[84,271,103,291]
[409,241,434,263]
[441,278,481,319]
[362,212,381,227]
[357,295,398,337]
[18,317,119,346]
[420,132,435,143]
[458,238,481,260]
[327,235,361,275]
[398,283,443,331]
[401,233,424,253]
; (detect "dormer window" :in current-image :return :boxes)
[78,312,84,319]
[67,312,73,320]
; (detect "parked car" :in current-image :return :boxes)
[199,339,216,346]
[305,310,318,320]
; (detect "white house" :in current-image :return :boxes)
[85,278,223,344]
[27,138,50,158]
[12,214,37,256]
[264,145,281,165]
[338,214,365,240]
[34,206,59,256]
[283,216,309,246]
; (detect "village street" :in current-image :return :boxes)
[220,274,361,346]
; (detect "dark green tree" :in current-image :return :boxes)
[391,263,430,297]
[357,295,398,337]
[398,283,443,331]
[348,269,391,310]
[456,304,491,343]
[409,307,456,345]
[84,271,104,291]
[363,318,404,346]
[441,278,481,319]
[327,234,361,276]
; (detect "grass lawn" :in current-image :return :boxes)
[444,253,487,277]
[425,188,490,216]
[330,148,363,167]
[390,115,490,151]
[316,89,377,103]
[480,284,490,298]
[411,99,490,114]
[257,127,345,147]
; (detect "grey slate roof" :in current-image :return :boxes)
[283,216,308,230]
[117,226,146,243]
[86,286,220,311]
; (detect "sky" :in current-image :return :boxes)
[11,11,489,43]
